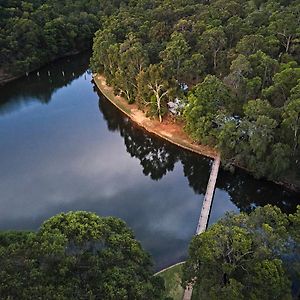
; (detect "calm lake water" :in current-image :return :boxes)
[0,53,299,270]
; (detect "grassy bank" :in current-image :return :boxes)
[156,263,185,300]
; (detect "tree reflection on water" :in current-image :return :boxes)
[98,90,300,214]
[0,52,90,115]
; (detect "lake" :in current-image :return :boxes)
[0,52,299,271]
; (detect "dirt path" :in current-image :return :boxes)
[154,261,185,276]
[93,74,218,160]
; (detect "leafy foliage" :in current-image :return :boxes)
[0,0,126,79]
[183,205,300,300]
[90,0,300,181]
[0,211,166,299]
[3,0,299,180]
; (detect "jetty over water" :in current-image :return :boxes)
[196,155,221,234]
[92,74,222,300]
[183,154,221,300]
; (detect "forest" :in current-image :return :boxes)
[0,0,127,81]
[0,211,166,299]
[183,205,300,299]
[0,207,299,299]
[90,0,300,184]
[2,0,299,183]
[1,1,300,298]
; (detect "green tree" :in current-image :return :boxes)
[282,83,300,153]
[217,119,239,158]
[289,206,300,285]
[114,33,149,103]
[245,76,262,100]
[137,64,174,122]
[181,53,205,83]
[248,51,278,89]
[243,99,275,121]
[269,6,300,54]
[182,206,293,300]
[0,211,166,300]
[183,75,234,144]
[236,34,266,56]
[265,143,291,178]
[225,16,244,47]
[248,118,276,173]
[263,67,300,107]
[160,32,190,81]
[224,54,251,99]
[91,29,118,78]
[199,27,226,72]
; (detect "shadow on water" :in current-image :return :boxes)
[96,86,300,215]
[0,50,299,271]
[98,89,212,184]
[217,169,300,214]
[99,92,178,181]
[0,52,91,115]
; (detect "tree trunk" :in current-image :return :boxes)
[294,125,298,154]
[149,83,167,123]
[156,95,162,123]
[213,52,217,71]
[286,36,292,53]
[213,49,219,71]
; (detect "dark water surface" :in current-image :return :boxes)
[0,53,299,270]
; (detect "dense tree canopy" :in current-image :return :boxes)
[2,0,300,181]
[182,205,300,300]
[99,94,300,213]
[0,211,166,299]
[91,0,300,182]
[0,0,127,81]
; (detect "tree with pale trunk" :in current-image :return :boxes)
[199,27,226,72]
[282,83,300,154]
[269,6,300,54]
[137,64,174,122]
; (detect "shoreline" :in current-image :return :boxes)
[0,50,84,86]
[154,261,185,276]
[93,74,218,160]
[93,74,300,193]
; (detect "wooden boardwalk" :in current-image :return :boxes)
[182,154,221,300]
[196,155,221,235]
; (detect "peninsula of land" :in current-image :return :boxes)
[93,74,300,193]
[93,74,218,160]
